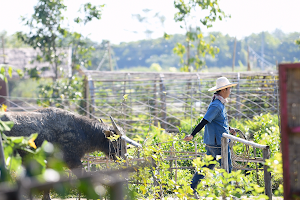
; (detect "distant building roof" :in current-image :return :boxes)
[0,47,72,78]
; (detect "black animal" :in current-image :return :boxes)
[1,107,141,199]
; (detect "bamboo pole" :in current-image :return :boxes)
[159,74,166,129]
[221,137,229,173]
[175,156,178,183]
[254,147,259,184]
[108,41,113,71]
[170,142,174,180]
[1,36,5,64]
[232,37,237,72]
[222,133,268,149]
[0,133,7,181]
[247,45,251,71]
[263,147,272,200]
[87,155,90,172]
[154,79,158,126]
[84,76,90,118]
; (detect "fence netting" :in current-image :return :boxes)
[4,71,278,137]
[83,71,279,135]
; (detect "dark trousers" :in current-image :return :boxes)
[191,145,232,190]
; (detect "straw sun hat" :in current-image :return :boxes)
[208,77,237,92]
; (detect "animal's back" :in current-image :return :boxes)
[1,107,82,147]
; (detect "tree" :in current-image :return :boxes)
[172,0,229,71]
[16,0,103,109]
[17,0,67,80]
[17,0,104,80]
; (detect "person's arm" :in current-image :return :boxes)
[183,119,208,141]
[191,119,208,137]
[184,105,220,142]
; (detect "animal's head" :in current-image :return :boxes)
[103,116,142,160]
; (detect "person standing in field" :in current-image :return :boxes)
[184,76,237,197]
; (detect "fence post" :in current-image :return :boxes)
[263,146,272,200]
[110,182,124,200]
[88,78,95,117]
[136,148,140,185]
[87,155,90,172]
[84,76,90,118]
[194,140,197,160]
[0,133,7,181]
[170,142,174,180]
[196,73,201,114]
[154,79,158,126]
[235,72,241,120]
[128,73,132,119]
[159,74,166,130]
[254,147,259,184]
[123,74,127,122]
[175,156,178,183]
[190,82,193,132]
[221,137,229,173]
[174,141,178,183]
[120,136,127,159]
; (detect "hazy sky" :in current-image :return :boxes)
[1,0,299,44]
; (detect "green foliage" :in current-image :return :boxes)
[17,0,67,79]
[111,30,300,71]
[37,75,84,109]
[265,152,283,196]
[0,118,49,182]
[192,155,269,199]
[174,0,228,26]
[0,87,283,199]
[123,113,282,199]
[173,42,186,64]
[17,0,103,79]
[230,113,280,156]
[126,128,274,199]
[0,31,29,48]
[9,78,43,98]
[172,0,228,71]
[150,63,162,72]
[0,64,23,82]
[296,39,300,47]
[3,27,300,71]
[75,3,104,25]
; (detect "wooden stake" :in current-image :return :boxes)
[84,76,90,118]
[0,133,7,177]
[232,37,237,72]
[263,147,272,200]
[221,137,229,173]
[247,45,251,71]
[108,41,113,71]
[1,36,5,64]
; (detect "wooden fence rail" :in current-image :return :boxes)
[0,166,136,200]
[221,133,272,200]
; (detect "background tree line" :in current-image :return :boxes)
[109,29,300,71]
[2,29,300,72]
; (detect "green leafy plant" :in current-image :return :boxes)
[172,0,229,71]
[123,113,282,199]
[37,75,84,110]
[17,0,104,80]
[0,64,23,82]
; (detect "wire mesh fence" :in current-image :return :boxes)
[0,71,279,199]
[4,71,279,136]
[83,71,279,135]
